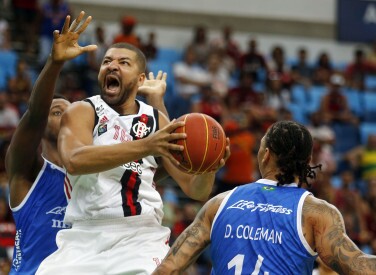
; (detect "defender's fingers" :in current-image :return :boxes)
[69,11,85,32]
[156,70,163,80]
[52,30,60,41]
[148,72,155,80]
[61,15,71,34]
[77,15,93,35]
[162,72,167,82]
[80,44,98,53]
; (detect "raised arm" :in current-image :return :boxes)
[304,196,376,275]
[5,11,96,206]
[152,193,227,274]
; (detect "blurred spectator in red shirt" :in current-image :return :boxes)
[345,49,376,91]
[113,15,140,48]
[211,25,241,69]
[268,45,293,90]
[312,52,334,86]
[142,31,158,60]
[239,38,268,83]
[319,74,358,125]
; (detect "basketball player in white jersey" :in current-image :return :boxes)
[153,121,376,275]
[36,11,229,275]
[7,11,173,274]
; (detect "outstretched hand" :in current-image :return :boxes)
[138,70,167,98]
[51,11,97,63]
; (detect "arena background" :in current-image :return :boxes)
[69,0,358,64]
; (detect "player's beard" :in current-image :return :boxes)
[101,78,138,107]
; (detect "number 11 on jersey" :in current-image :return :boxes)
[228,254,269,275]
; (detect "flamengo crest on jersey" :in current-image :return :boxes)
[63,96,164,225]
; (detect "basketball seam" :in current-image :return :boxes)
[194,113,209,174]
[202,125,226,173]
[183,114,193,173]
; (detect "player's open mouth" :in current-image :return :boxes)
[105,75,120,94]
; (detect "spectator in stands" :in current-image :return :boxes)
[0,93,19,140]
[187,25,210,66]
[319,73,358,125]
[227,71,261,105]
[12,0,38,52]
[345,48,376,91]
[310,136,337,175]
[306,112,336,170]
[191,85,224,122]
[364,178,376,242]
[206,51,230,98]
[239,38,268,83]
[332,170,371,248]
[7,59,32,115]
[264,71,291,111]
[344,133,376,183]
[210,25,241,69]
[172,46,211,117]
[268,45,293,89]
[142,31,158,60]
[37,0,72,67]
[291,47,314,87]
[113,15,140,48]
[312,52,334,86]
[214,119,257,194]
[87,25,109,95]
[0,16,11,50]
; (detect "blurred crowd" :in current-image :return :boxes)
[1,1,376,274]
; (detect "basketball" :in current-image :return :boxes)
[170,113,226,174]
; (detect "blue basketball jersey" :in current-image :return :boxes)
[210,179,317,275]
[10,158,70,274]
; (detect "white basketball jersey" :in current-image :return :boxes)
[64,96,164,225]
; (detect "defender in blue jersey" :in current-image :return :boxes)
[4,30,73,275]
[154,121,376,275]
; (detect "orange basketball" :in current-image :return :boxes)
[170,113,226,174]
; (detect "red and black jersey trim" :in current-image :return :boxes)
[120,165,142,216]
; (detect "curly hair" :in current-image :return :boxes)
[265,120,321,187]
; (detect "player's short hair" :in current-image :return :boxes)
[265,120,321,187]
[53,94,69,102]
[109,43,146,73]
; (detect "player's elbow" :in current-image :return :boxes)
[63,157,82,176]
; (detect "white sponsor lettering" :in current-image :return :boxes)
[46,206,66,215]
[123,162,142,174]
[227,200,293,215]
[12,229,22,271]
[224,224,282,244]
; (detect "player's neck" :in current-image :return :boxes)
[112,99,139,115]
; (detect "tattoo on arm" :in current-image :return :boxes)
[306,198,376,275]
[154,197,222,274]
